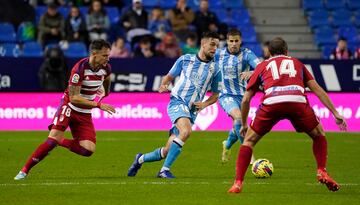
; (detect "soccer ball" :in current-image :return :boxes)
[251,159,274,178]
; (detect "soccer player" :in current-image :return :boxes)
[14,39,116,180]
[127,31,221,178]
[228,37,347,193]
[216,28,260,163]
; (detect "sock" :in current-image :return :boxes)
[58,138,93,157]
[225,129,238,149]
[235,145,253,182]
[312,135,327,171]
[140,147,164,164]
[162,138,184,170]
[234,120,244,144]
[21,137,58,174]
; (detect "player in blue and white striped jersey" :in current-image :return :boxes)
[215,28,260,163]
[127,32,222,178]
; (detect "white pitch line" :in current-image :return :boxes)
[0,181,357,187]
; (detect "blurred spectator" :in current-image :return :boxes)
[120,0,148,31]
[167,0,195,42]
[86,0,110,41]
[110,37,131,58]
[330,38,353,60]
[262,41,270,60]
[181,33,199,54]
[38,46,68,91]
[65,6,88,43]
[355,47,360,59]
[193,0,220,42]
[134,36,157,58]
[101,0,124,10]
[156,33,182,58]
[148,7,172,40]
[37,3,65,46]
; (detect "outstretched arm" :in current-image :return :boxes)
[306,80,347,131]
[158,74,175,93]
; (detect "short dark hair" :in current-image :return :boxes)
[269,37,288,56]
[338,37,347,42]
[227,28,242,38]
[89,39,111,52]
[263,41,270,46]
[201,31,220,40]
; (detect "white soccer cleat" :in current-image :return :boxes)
[222,140,231,163]
[250,154,256,165]
[14,171,27,180]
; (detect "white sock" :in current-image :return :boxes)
[138,155,144,164]
[160,167,170,172]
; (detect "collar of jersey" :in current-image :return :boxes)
[196,54,212,63]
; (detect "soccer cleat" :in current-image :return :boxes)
[228,180,243,193]
[127,153,143,177]
[317,169,340,192]
[14,171,27,180]
[157,170,176,179]
[221,140,231,163]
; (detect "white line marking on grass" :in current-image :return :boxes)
[1,181,357,187]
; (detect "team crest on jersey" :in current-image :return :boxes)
[85,76,90,80]
[71,74,80,83]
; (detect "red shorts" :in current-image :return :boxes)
[49,104,96,143]
[250,102,319,136]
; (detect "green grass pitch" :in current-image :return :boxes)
[0,131,359,205]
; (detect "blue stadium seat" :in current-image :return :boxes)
[159,0,177,9]
[208,0,225,9]
[105,6,120,25]
[64,42,87,58]
[355,12,360,27]
[35,6,47,23]
[332,9,353,27]
[0,23,16,43]
[79,6,89,15]
[22,42,44,57]
[314,28,337,45]
[224,0,244,9]
[303,0,324,11]
[0,43,20,57]
[243,43,262,57]
[347,0,360,10]
[58,6,69,17]
[142,0,159,8]
[325,0,346,10]
[213,9,228,21]
[186,0,199,10]
[17,22,35,43]
[338,26,359,43]
[232,9,251,26]
[308,10,330,28]
[321,44,336,59]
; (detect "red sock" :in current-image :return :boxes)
[312,135,327,171]
[235,145,253,182]
[58,138,93,157]
[21,138,57,174]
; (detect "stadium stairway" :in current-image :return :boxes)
[245,0,321,58]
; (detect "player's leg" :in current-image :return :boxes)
[14,129,64,180]
[157,117,192,178]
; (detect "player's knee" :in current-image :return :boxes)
[179,128,191,139]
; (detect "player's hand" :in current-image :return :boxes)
[334,113,347,131]
[100,103,116,115]
[193,101,208,112]
[158,84,169,93]
[240,71,253,81]
[240,125,248,137]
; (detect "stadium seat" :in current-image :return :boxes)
[0,23,16,43]
[0,43,20,57]
[79,6,88,15]
[159,0,177,9]
[105,6,120,25]
[355,12,360,27]
[325,0,346,10]
[208,0,225,9]
[58,6,69,17]
[331,9,353,27]
[186,0,199,10]
[35,6,47,23]
[224,0,244,9]
[308,10,330,28]
[314,28,337,45]
[142,0,159,8]
[22,42,44,57]
[338,26,359,43]
[239,26,257,43]
[321,44,336,58]
[213,9,228,22]
[232,9,251,26]
[64,42,87,58]
[243,43,262,57]
[17,22,35,43]
[302,0,324,11]
[347,0,360,10]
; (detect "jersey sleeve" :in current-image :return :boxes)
[210,69,222,93]
[302,64,314,83]
[68,62,84,86]
[246,49,261,71]
[168,55,184,77]
[246,64,263,91]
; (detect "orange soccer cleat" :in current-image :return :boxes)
[228,180,243,193]
[317,169,340,192]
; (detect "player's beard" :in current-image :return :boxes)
[205,52,214,61]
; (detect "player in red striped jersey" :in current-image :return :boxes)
[228,37,347,193]
[14,39,116,180]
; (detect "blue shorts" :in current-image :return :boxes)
[219,94,243,115]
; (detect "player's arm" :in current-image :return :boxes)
[241,89,255,126]
[306,80,347,131]
[69,85,115,114]
[158,74,175,93]
[97,76,111,101]
[193,92,219,112]
[240,51,261,81]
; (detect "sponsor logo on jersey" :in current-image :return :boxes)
[71,74,80,83]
